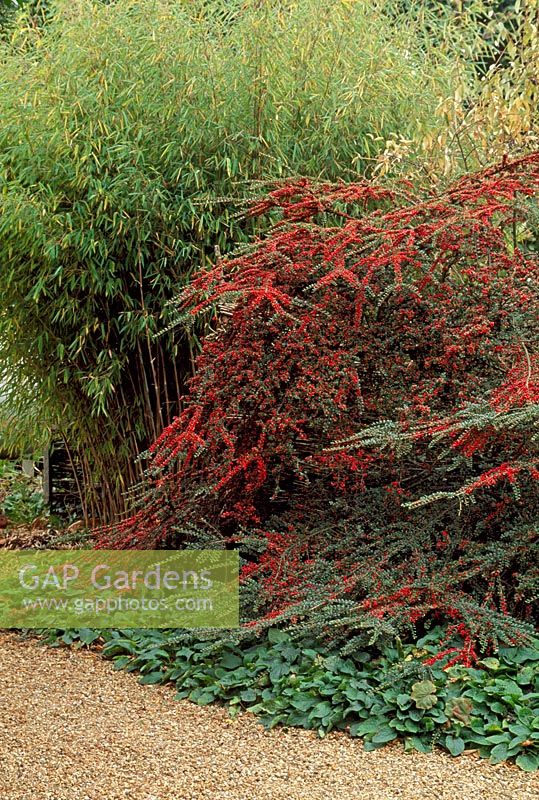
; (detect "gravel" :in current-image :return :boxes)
[0,633,537,800]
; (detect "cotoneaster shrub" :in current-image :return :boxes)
[101,154,539,656]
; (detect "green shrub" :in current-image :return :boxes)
[0,0,478,521]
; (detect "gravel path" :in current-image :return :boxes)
[0,633,538,800]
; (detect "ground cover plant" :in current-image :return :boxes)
[0,460,45,525]
[47,625,539,771]
[100,153,539,659]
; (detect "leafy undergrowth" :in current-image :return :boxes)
[47,627,539,772]
[0,460,45,525]
[0,459,93,548]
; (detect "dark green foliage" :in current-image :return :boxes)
[0,0,19,28]
[0,460,45,523]
[47,626,539,770]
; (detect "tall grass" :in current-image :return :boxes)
[0,0,478,522]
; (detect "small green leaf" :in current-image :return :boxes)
[350,718,385,736]
[516,753,539,772]
[138,672,163,685]
[267,628,290,644]
[311,701,333,718]
[478,658,500,671]
[411,680,437,710]
[397,693,412,709]
[445,735,465,757]
[490,743,509,764]
[112,655,131,670]
[405,736,431,754]
[190,690,216,706]
[220,652,243,669]
[77,628,101,645]
[371,728,398,744]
